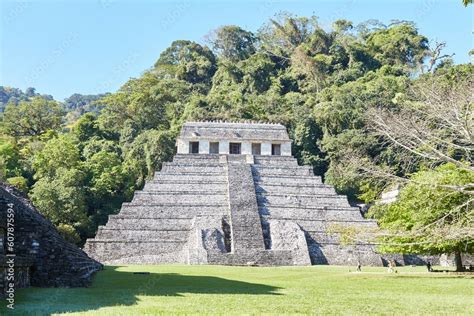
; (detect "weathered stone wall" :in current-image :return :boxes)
[252,157,383,266]
[0,183,101,294]
[268,220,311,265]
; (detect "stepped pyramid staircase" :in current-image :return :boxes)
[84,154,382,266]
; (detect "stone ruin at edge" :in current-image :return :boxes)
[84,121,382,266]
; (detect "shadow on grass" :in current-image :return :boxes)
[5,266,282,315]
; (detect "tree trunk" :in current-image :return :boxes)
[454,250,464,272]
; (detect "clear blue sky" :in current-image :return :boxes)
[1,0,472,101]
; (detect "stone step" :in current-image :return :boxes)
[168,161,223,168]
[253,155,298,162]
[95,228,190,241]
[256,194,350,208]
[252,165,314,177]
[288,219,377,232]
[226,161,266,252]
[85,239,186,246]
[84,240,187,263]
[143,182,226,193]
[305,231,377,246]
[153,173,227,182]
[306,243,382,265]
[253,161,299,168]
[259,207,365,221]
[255,184,336,195]
[253,156,298,166]
[132,192,228,204]
[174,154,221,161]
[257,192,349,201]
[254,175,323,185]
[164,161,225,168]
[162,165,226,174]
[155,171,226,177]
[102,217,193,230]
[304,231,340,244]
[118,204,228,217]
[149,179,227,184]
[207,249,294,266]
[259,205,357,211]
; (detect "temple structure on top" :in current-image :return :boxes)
[176,121,292,156]
[84,121,383,266]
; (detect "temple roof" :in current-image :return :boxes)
[179,121,290,141]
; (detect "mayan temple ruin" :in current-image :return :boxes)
[84,121,382,266]
[0,183,102,295]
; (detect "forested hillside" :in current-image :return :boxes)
[1,14,472,263]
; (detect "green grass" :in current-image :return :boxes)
[2,265,473,315]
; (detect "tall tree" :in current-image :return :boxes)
[207,26,256,62]
[32,134,81,179]
[154,40,217,84]
[365,23,429,69]
[369,164,473,271]
[336,65,473,270]
[1,97,64,137]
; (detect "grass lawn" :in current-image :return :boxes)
[2,265,473,315]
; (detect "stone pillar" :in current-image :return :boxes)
[241,142,251,155]
[199,140,209,154]
[261,143,272,156]
[177,139,188,154]
[281,142,292,156]
[219,141,230,154]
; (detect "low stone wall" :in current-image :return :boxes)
[268,220,311,265]
[207,250,295,266]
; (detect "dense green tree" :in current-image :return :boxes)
[365,23,429,68]
[0,138,21,179]
[332,63,473,268]
[207,26,256,62]
[370,164,473,271]
[258,13,319,59]
[83,142,136,232]
[30,167,89,241]
[1,97,64,137]
[0,86,53,112]
[73,113,102,142]
[63,93,108,112]
[99,74,195,134]
[291,117,327,176]
[98,74,168,132]
[316,66,409,197]
[32,135,81,179]
[123,129,176,184]
[154,40,217,84]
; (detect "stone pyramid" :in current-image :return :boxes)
[84,122,382,266]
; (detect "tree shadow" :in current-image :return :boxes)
[305,233,329,264]
[7,266,282,315]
